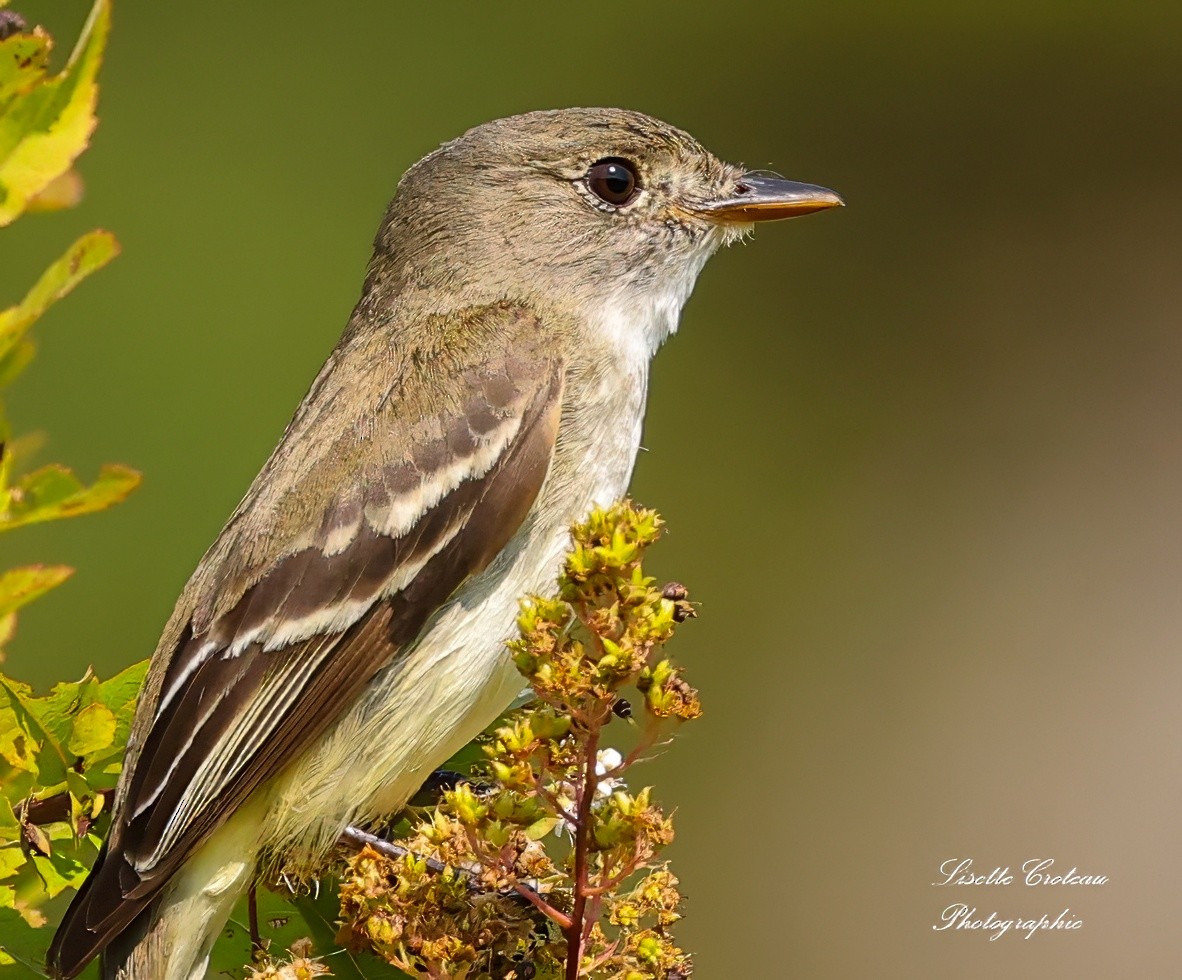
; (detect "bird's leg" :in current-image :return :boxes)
[338,825,538,898]
[338,825,453,878]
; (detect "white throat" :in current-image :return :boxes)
[591,235,722,360]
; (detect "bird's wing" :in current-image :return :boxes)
[49,302,564,974]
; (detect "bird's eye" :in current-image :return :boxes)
[585,158,640,207]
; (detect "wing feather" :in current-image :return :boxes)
[48,302,564,976]
[126,361,562,882]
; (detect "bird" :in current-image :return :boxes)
[47,107,842,979]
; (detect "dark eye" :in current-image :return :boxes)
[586,158,639,207]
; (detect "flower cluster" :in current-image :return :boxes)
[336,501,699,979]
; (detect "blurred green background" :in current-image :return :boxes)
[4,1,1181,976]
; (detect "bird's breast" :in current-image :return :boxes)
[261,361,651,866]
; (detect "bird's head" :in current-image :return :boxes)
[366,108,842,348]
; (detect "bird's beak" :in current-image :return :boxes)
[697,174,844,223]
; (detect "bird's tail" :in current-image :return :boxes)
[49,810,261,980]
[48,839,144,979]
[99,904,153,980]
[98,871,244,980]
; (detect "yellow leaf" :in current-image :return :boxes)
[0,0,109,225]
[0,565,73,618]
[0,26,51,103]
[0,230,120,362]
[66,702,116,757]
[1,462,140,531]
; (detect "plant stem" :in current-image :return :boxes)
[565,723,602,980]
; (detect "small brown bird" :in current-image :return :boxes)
[48,107,841,979]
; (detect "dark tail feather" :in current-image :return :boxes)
[46,840,153,979]
[99,903,155,980]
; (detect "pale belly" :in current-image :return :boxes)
[261,521,568,864]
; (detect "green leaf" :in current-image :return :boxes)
[0,566,73,618]
[94,661,148,716]
[65,702,115,758]
[0,694,43,778]
[1,463,141,531]
[0,0,109,226]
[20,675,98,764]
[32,847,88,899]
[0,888,53,978]
[0,230,120,364]
[0,674,79,786]
[83,660,146,777]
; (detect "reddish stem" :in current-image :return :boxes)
[565,723,602,980]
[582,893,603,947]
[515,880,573,931]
